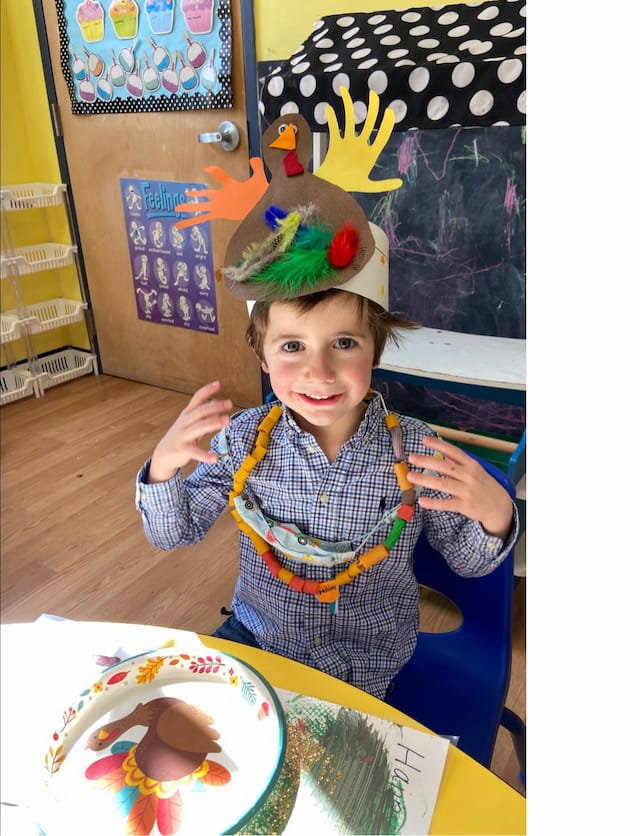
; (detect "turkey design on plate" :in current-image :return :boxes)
[38,649,286,835]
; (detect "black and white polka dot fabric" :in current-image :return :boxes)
[259,0,525,131]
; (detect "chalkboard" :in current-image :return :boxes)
[355,126,526,340]
[371,376,525,444]
[355,125,526,442]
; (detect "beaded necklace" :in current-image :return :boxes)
[228,394,416,608]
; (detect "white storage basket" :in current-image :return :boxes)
[1,311,24,343]
[36,348,98,390]
[0,365,40,405]
[1,299,88,343]
[0,183,67,211]
[1,243,77,278]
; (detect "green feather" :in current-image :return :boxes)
[253,245,335,298]
[296,225,333,250]
[248,223,336,297]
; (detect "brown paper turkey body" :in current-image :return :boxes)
[174,87,403,305]
[222,113,375,302]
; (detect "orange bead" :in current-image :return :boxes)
[333,569,352,585]
[393,461,413,491]
[358,543,389,568]
[346,560,364,579]
[241,453,259,472]
[316,584,340,603]
[278,567,295,584]
[302,579,320,594]
[261,550,281,575]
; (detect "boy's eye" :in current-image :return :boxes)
[282,341,302,352]
[335,337,356,349]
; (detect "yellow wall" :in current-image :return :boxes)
[1,0,61,185]
[1,0,89,362]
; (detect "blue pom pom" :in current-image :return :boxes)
[264,205,287,230]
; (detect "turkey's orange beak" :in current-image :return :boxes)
[270,124,305,177]
[269,124,297,151]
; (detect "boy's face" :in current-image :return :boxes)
[260,292,376,441]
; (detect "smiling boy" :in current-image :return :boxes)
[137,280,517,700]
[137,103,517,699]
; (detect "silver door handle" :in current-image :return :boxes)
[198,121,240,152]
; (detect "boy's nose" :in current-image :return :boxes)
[304,350,335,382]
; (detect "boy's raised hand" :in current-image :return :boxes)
[407,437,514,541]
[148,381,233,484]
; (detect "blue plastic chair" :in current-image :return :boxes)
[387,455,526,780]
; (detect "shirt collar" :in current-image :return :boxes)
[275,392,387,446]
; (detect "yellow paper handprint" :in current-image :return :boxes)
[314,86,403,193]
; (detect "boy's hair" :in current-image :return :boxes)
[246,288,418,366]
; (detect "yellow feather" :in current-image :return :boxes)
[275,211,301,252]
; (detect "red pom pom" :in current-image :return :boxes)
[327,223,359,268]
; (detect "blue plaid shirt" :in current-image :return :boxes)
[136,397,517,699]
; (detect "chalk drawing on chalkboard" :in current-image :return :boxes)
[354,126,526,340]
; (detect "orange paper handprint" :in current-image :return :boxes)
[175,158,269,228]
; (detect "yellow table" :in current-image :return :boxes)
[0,620,525,836]
[202,636,526,836]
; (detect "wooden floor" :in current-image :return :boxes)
[0,374,525,794]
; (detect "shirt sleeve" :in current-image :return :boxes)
[403,415,520,577]
[135,431,233,551]
[423,501,519,578]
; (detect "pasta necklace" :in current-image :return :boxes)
[228,394,416,608]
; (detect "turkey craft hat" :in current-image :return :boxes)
[176,87,403,310]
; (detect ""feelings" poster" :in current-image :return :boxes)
[121,177,219,334]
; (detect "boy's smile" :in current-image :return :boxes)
[260,292,376,459]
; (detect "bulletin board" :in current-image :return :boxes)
[54,0,232,114]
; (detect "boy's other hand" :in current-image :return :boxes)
[148,381,233,483]
[407,437,513,541]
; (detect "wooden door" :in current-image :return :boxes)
[38,0,262,407]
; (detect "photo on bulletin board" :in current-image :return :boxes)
[121,177,219,334]
[54,0,232,114]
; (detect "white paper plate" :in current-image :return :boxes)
[37,649,286,835]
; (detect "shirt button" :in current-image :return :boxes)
[306,445,317,453]
[319,493,329,504]
[313,636,322,647]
